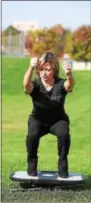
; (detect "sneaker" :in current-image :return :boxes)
[57,173,68,180]
[57,175,68,180]
[27,173,39,179]
[28,175,39,179]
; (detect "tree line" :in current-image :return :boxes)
[25,24,91,61]
[2,24,91,61]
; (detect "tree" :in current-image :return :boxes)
[25,35,33,49]
[51,24,65,36]
[2,25,21,36]
[71,25,91,61]
[26,28,65,57]
[50,24,68,57]
[63,30,73,56]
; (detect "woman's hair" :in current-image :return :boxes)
[35,52,60,80]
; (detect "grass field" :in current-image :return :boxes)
[2,56,91,202]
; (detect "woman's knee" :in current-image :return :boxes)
[27,117,46,139]
[26,132,39,144]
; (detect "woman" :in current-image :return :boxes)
[23,52,75,179]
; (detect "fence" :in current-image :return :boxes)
[72,61,91,70]
[1,32,27,57]
[1,33,91,70]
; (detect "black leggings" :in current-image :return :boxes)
[26,116,70,176]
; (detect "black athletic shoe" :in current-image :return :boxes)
[27,158,38,177]
[27,172,38,179]
[58,172,68,179]
[27,171,37,176]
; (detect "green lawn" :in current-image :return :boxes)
[2,56,91,202]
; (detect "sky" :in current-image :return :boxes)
[2,1,91,31]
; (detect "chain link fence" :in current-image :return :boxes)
[1,31,28,57]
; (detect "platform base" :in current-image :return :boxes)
[10,170,86,188]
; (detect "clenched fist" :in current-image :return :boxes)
[61,58,73,78]
[30,57,38,68]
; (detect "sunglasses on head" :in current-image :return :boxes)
[38,52,57,63]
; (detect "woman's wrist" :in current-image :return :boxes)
[66,72,73,79]
[29,65,35,71]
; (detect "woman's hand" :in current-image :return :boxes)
[62,60,72,77]
[30,57,39,69]
[62,60,75,91]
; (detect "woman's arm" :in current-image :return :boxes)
[23,57,38,94]
[62,60,75,92]
[64,71,75,92]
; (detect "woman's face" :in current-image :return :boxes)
[38,62,54,82]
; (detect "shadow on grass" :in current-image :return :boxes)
[2,177,91,203]
[84,175,91,189]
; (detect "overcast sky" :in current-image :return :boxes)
[2,1,91,31]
